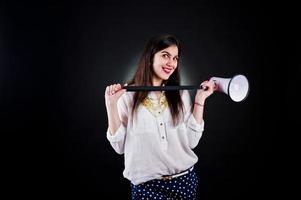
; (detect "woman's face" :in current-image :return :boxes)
[152,45,179,85]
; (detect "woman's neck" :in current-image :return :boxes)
[152,77,163,86]
[152,77,164,98]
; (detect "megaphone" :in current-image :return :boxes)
[123,74,250,102]
[209,74,249,102]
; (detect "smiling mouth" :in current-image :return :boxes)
[162,67,173,74]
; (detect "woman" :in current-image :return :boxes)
[105,34,215,199]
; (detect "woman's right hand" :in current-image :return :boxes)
[105,83,126,107]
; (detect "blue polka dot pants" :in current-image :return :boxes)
[131,169,198,200]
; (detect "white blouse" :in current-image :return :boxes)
[106,90,205,185]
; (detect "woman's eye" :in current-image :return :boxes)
[162,54,169,58]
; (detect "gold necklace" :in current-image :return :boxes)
[142,93,168,117]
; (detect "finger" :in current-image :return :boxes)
[115,88,126,98]
[200,80,209,88]
[114,84,120,93]
[105,86,109,95]
[208,82,216,91]
[108,85,111,95]
[109,85,114,95]
[115,83,120,90]
[111,84,116,94]
[114,84,122,93]
[112,84,117,94]
[200,83,209,91]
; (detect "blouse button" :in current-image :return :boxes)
[162,136,165,139]
[160,123,163,126]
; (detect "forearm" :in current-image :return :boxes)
[192,79,215,123]
[106,104,122,135]
[192,99,205,124]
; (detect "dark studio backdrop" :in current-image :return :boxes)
[1,0,299,199]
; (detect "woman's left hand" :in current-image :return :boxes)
[195,80,216,104]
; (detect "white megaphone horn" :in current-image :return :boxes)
[209,74,249,102]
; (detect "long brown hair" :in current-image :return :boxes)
[128,34,184,125]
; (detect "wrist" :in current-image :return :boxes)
[195,98,205,105]
[194,102,204,107]
[195,96,205,104]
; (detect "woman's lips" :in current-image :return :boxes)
[162,66,173,74]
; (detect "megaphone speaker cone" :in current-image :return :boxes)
[228,74,249,102]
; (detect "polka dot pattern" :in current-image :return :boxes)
[131,168,198,199]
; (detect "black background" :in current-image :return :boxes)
[1,0,299,199]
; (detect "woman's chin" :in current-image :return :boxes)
[161,76,170,81]
[156,73,171,82]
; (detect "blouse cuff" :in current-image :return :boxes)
[106,124,126,142]
[187,114,205,132]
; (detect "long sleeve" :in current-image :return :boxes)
[182,90,205,149]
[106,94,128,154]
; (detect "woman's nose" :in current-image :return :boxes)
[166,58,176,68]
